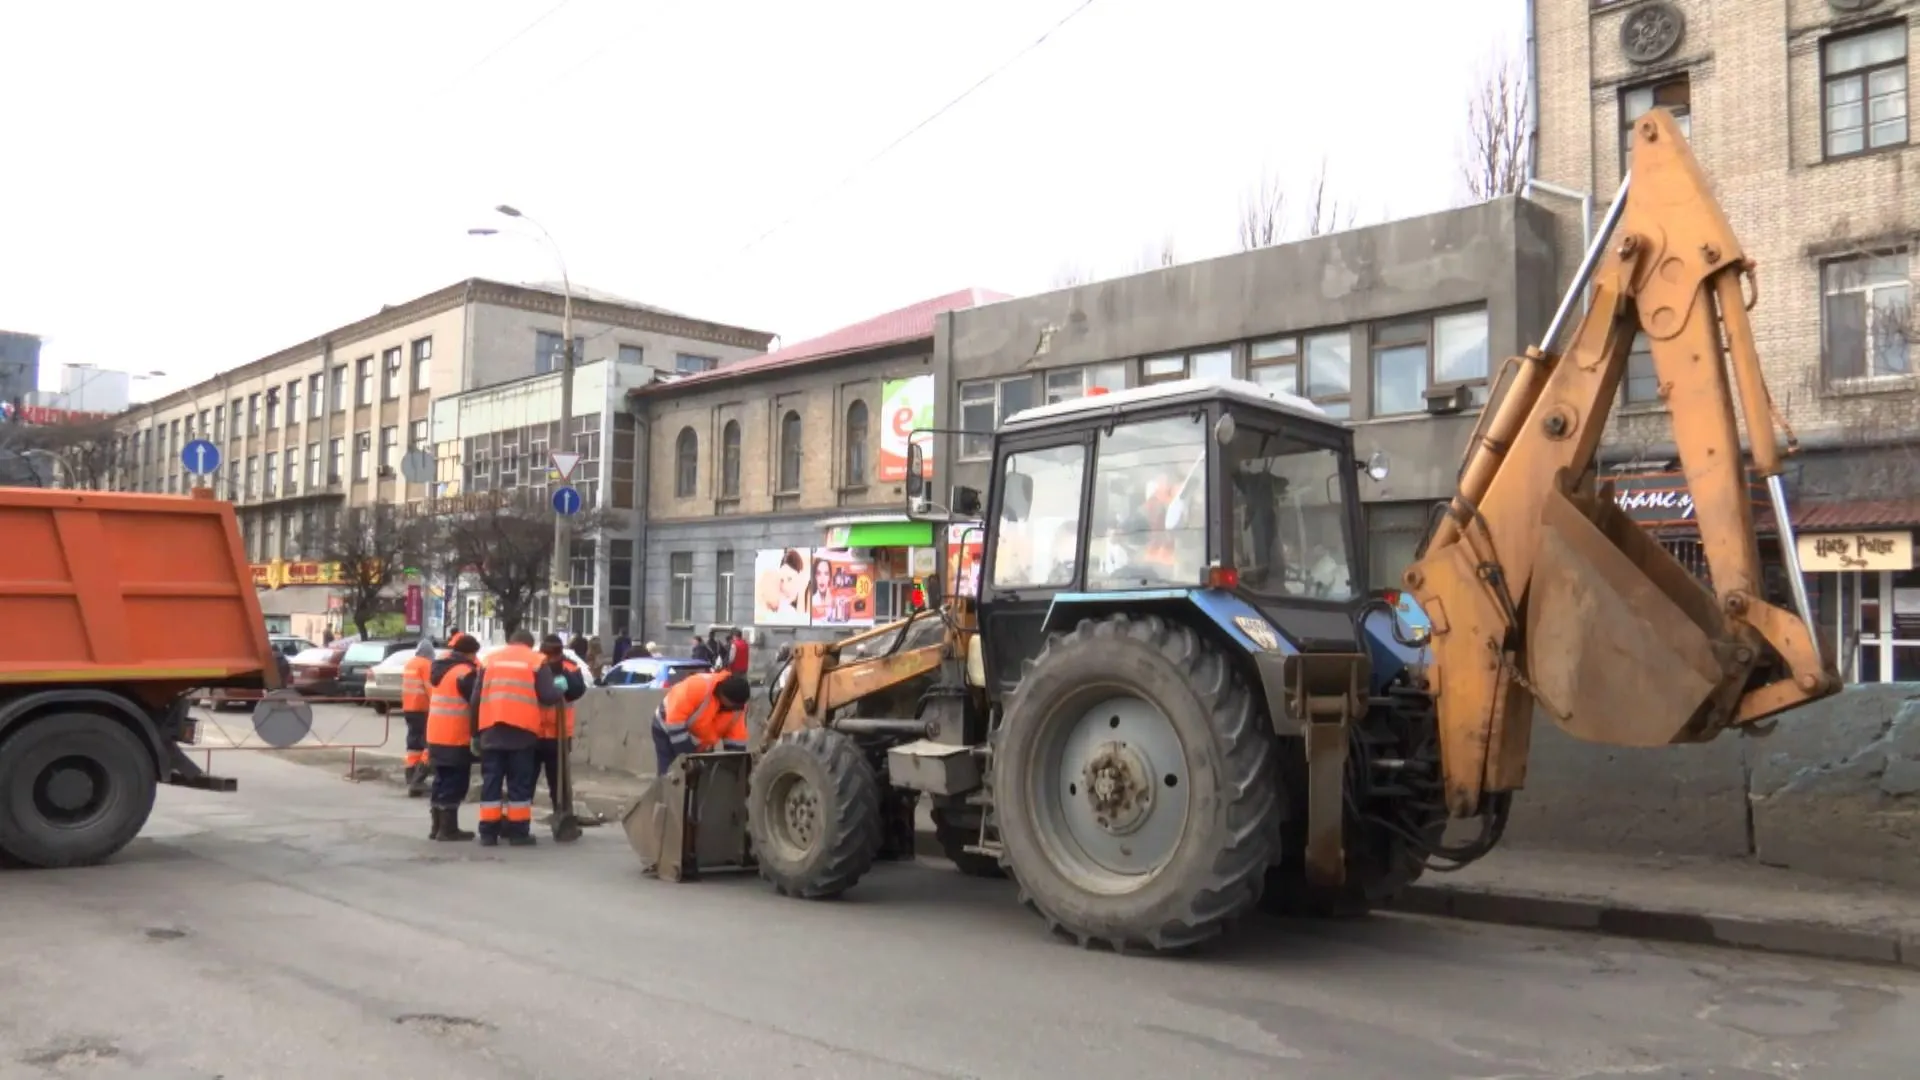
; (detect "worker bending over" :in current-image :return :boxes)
[537,634,590,815]
[467,629,566,847]
[400,638,437,798]
[651,671,752,774]
[425,633,482,841]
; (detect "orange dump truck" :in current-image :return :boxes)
[0,486,276,868]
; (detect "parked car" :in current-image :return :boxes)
[364,649,418,714]
[338,639,419,700]
[602,655,711,690]
[289,640,355,697]
[477,644,596,690]
[269,634,316,659]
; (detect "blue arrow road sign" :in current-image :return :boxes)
[182,438,221,476]
[551,485,582,517]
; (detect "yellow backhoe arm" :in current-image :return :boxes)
[1405,108,1840,818]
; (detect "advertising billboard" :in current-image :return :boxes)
[879,375,935,484]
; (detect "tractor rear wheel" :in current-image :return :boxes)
[747,728,881,899]
[991,614,1277,952]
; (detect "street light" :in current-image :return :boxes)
[469,205,576,638]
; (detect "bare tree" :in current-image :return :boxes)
[1131,234,1180,272]
[1238,169,1288,251]
[0,415,126,489]
[1051,262,1094,289]
[317,504,433,638]
[1303,158,1359,237]
[1462,50,1530,203]
[443,491,608,637]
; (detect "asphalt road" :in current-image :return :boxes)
[4,754,1920,1080]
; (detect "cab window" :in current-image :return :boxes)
[1223,425,1357,601]
[991,444,1087,590]
[1087,414,1208,590]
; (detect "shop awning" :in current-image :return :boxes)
[1794,498,1920,531]
[819,515,934,548]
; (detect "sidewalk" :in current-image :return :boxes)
[263,739,1920,967]
[1384,847,1920,968]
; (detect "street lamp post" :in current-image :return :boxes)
[471,205,575,638]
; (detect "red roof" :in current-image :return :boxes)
[1794,498,1920,530]
[637,287,1011,394]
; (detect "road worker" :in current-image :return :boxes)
[400,639,436,798]
[650,671,752,775]
[537,634,590,816]
[425,633,482,842]
[465,629,564,847]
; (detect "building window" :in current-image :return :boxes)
[778,409,803,492]
[355,357,373,406]
[382,347,402,400]
[721,420,741,498]
[212,408,224,442]
[284,446,299,495]
[244,455,258,500]
[380,425,398,473]
[411,337,432,392]
[1248,338,1301,393]
[670,552,695,623]
[1620,74,1692,171]
[1625,332,1661,405]
[959,376,1034,458]
[285,379,299,421]
[306,442,321,488]
[1140,348,1232,386]
[715,549,735,623]
[618,344,644,366]
[609,539,634,633]
[328,438,344,483]
[354,431,371,481]
[263,451,278,498]
[331,365,347,412]
[248,393,260,434]
[844,399,868,487]
[674,426,699,497]
[535,331,583,375]
[1304,331,1352,418]
[1366,501,1441,591]
[265,387,279,430]
[1823,250,1911,380]
[1042,362,1126,404]
[571,413,602,507]
[1823,24,1908,159]
[675,353,718,374]
[198,409,211,439]
[308,373,323,419]
[569,539,596,637]
[1370,308,1490,417]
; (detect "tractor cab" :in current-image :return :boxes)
[908,376,1380,696]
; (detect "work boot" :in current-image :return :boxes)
[477,832,498,847]
[407,771,428,799]
[506,833,538,848]
[437,809,474,843]
[428,807,443,840]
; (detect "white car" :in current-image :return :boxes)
[477,645,597,690]
[366,644,595,713]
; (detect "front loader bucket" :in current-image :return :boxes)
[1526,487,1736,747]
[622,751,755,881]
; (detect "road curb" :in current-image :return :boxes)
[1383,883,1916,968]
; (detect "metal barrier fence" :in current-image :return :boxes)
[184,690,398,781]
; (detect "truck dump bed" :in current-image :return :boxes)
[0,487,277,692]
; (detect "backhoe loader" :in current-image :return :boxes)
[623,109,1840,952]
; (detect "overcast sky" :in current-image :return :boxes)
[2,0,1522,399]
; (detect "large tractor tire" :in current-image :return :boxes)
[992,614,1278,952]
[0,713,159,869]
[930,805,1004,878]
[747,728,881,899]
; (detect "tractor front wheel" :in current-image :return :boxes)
[992,614,1278,952]
[747,728,881,899]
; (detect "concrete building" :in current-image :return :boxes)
[928,198,1559,591]
[0,330,41,405]
[1532,0,1919,680]
[111,278,770,639]
[633,289,1008,658]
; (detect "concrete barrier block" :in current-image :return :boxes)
[1748,684,1920,887]
[1500,711,1752,858]
[571,688,664,776]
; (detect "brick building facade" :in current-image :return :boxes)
[1533,0,1918,679]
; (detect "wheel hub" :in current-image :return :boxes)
[1083,741,1153,835]
[782,783,820,849]
[33,754,107,825]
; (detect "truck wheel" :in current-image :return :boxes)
[992,614,1278,952]
[0,714,158,869]
[748,728,881,899]
[931,806,1004,878]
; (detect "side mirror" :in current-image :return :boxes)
[951,485,982,518]
[1003,472,1033,522]
[1362,449,1390,482]
[905,443,927,501]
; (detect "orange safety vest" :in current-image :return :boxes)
[1142,481,1177,566]
[426,660,476,747]
[655,672,748,753]
[477,644,545,734]
[401,653,434,713]
[539,658,580,740]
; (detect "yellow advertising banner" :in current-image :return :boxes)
[249,559,383,590]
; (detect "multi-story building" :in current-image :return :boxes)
[0,330,41,405]
[928,198,1559,594]
[112,278,770,639]
[634,289,1007,658]
[1533,0,1918,680]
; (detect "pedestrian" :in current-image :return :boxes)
[650,670,752,776]
[724,629,750,678]
[322,627,335,646]
[400,638,436,798]
[612,627,632,666]
[689,634,714,665]
[425,633,482,841]
[637,640,656,659]
[465,629,564,847]
[537,633,590,816]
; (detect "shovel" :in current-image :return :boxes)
[550,698,584,843]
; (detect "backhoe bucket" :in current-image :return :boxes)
[622,751,755,881]
[1526,487,1735,747]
